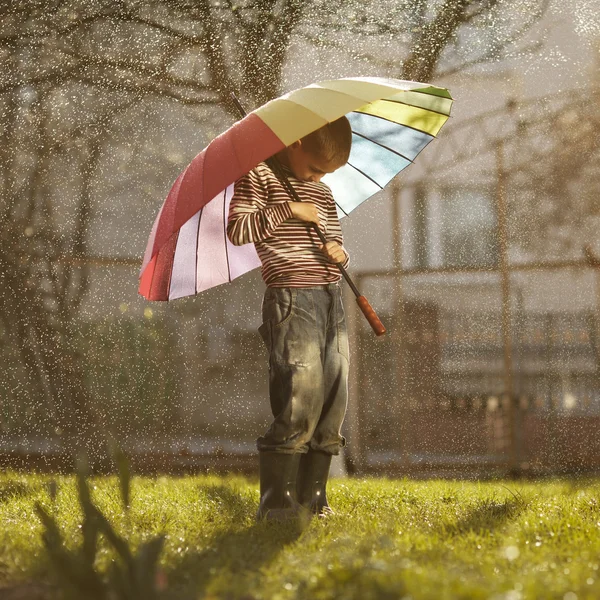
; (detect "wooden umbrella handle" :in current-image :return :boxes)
[356,295,386,336]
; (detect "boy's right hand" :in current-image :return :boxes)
[288,202,321,229]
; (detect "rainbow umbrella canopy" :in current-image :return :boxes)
[139,77,452,301]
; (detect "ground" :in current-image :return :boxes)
[0,472,599,599]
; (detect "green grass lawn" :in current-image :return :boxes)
[0,472,599,599]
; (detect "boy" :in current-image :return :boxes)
[226,117,352,521]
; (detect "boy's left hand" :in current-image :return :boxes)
[320,241,347,264]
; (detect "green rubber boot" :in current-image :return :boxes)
[296,450,335,517]
[256,451,305,521]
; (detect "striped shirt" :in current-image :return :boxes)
[226,161,350,288]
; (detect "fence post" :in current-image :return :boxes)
[495,140,519,476]
[391,180,411,469]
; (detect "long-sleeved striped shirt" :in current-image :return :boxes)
[227,161,350,288]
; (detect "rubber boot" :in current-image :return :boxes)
[256,451,305,521]
[296,449,335,517]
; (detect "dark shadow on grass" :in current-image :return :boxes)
[162,482,311,600]
[442,495,528,537]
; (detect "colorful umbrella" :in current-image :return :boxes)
[139,76,452,303]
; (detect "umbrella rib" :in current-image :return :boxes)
[345,162,385,191]
[194,206,203,294]
[351,110,436,138]
[351,129,415,164]
[334,199,349,218]
[166,231,178,302]
[223,188,231,282]
[379,97,451,118]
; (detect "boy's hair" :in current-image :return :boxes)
[300,116,352,166]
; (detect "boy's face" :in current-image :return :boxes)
[282,141,342,183]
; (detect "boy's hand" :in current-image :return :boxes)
[288,201,321,229]
[320,241,347,264]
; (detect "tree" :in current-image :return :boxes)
[297,0,549,81]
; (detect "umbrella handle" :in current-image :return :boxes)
[356,295,387,337]
[309,223,386,337]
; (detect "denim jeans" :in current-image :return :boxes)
[256,282,349,456]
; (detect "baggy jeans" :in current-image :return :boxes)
[256,282,349,456]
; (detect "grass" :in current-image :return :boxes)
[0,472,599,599]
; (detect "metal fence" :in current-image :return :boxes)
[2,258,598,477]
[343,262,600,478]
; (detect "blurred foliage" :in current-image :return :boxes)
[0,319,53,436]
[0,316,182,437]
[35,445,167,599]
[72,317,183,437]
